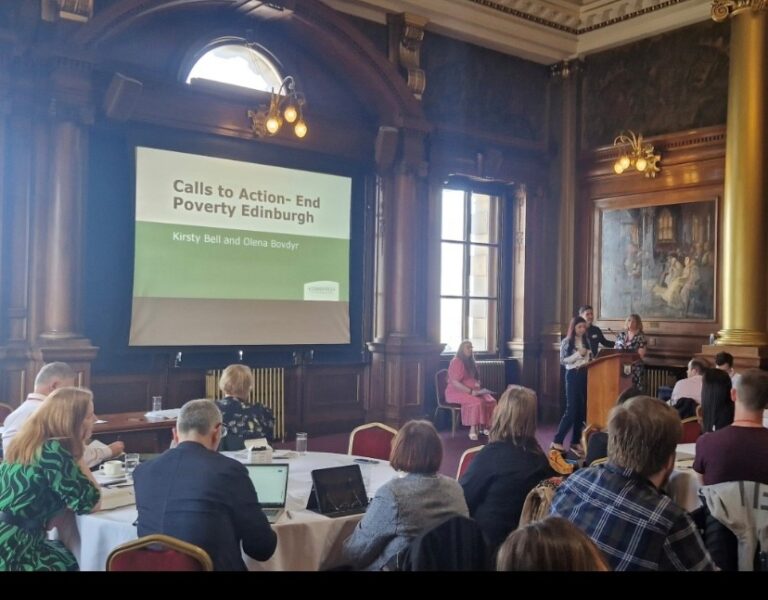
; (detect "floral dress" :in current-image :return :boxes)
[216,396,276,446]
[614,331,648,390]
[0,439,100,571]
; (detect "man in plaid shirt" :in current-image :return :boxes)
[551,395,715,571]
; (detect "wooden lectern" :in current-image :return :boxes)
[585,350,640,429]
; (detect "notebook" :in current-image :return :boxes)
[247,464,289,524]
[306,464,369,518]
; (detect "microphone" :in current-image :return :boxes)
[174,351,182,368]
[238,349,244,362]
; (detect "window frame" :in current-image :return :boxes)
[439,181,509,357]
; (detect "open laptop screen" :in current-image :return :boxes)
[246,464,289,508]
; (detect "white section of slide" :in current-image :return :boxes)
[135,147,351,239]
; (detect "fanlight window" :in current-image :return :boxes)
[186,44,282,93]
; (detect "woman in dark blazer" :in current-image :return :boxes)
[460,386,554,550]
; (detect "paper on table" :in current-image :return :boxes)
[95,419,107,424]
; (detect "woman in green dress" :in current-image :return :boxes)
[0,387,101,571]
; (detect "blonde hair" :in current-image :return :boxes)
[5,387,93,465]
[218,364,253,399]
[488,385,541,453]
[497,516,609,571]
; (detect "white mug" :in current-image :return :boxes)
[99,460,123,477]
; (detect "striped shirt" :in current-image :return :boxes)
[551,463,715,571]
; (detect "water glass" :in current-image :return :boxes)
[152,396,163,413]
[124,453,140,482]
[295,432,308,455]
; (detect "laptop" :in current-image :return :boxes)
[247,464,289,524]
[306,464,369,518]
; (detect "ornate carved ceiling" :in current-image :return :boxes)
[322,0,712,63]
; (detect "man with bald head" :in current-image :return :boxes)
[2,362,124,465]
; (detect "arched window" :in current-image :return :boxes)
[657,208,674,242]
[185,43,283,93]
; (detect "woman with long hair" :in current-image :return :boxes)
[614,313,648,390]
[445,340,497,440]
[460,386,554,549]
[552,316,592,456]
[700,367,734,433]
[0,387,101,571]
[341,420,468,570]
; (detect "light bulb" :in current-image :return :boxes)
[294,119,307,138]
[613,161,624,174]
[619,155,631,170]
[265,115,281,135]
[283,104,298,123]
[635,156,647,172]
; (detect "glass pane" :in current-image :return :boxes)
[440,298,463,354]
[467,299,496,353]
[470,194,498,244]
[187,44,282,92]
[468,245,498,298]
[441,189,465,241]
[441,242,464,296]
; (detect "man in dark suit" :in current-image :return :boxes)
[133,399,277,571]
[579,305,614,357]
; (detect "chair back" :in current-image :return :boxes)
[456,445,483,480]
[680,416,702,443]
[435,369,449,407]
[107,534,214,571]
[399,515,491,571]
[519,477,564,527]
[347,422,398,460]
[0,403,13,424]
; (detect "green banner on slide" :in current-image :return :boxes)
[133,221,349,301]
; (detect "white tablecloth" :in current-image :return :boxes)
[71,451,398,571]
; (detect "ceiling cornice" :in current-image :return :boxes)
[322,0,713,64]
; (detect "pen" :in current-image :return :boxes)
[285,510,292,520]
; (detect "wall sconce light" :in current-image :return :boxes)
[248,75,307,138]
[612,130,661,178]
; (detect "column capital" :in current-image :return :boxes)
[712,0,768,22]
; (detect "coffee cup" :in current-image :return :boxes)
[99,460,123,477]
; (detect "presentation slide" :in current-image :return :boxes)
[130,147,352,346]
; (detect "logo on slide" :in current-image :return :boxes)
[304,281,339,301]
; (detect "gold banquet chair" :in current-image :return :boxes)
[434,369,462,437]
[107,534,214,571]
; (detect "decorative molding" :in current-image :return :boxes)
[388,13,428,100]
[712,0,768,21]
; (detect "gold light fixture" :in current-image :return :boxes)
[248,75,307,139]
[612,131,661,178]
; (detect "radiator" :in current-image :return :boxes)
[476,360,506,395]
[206,368,286,441]
[642,365,680,397]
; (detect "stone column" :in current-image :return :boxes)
[712,0,768,346]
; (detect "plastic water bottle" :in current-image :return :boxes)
[709,333,715,345]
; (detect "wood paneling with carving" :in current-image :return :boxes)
[300,365,366,435]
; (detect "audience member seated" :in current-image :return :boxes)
[583,386,641,467]
[445,341,496,440]
[341,420,468,571]
[714,351,742,388]
[700,368,734,433]
[496,516,609,571]
[671,358,706,405]
[0,387,101,571]
[551,396,715,571]
[2,362,123,467]
[460,385,554,549]
[215,364,275,450]
[694,369,768,486]
[133,399,277,571]
[398,515,491,571]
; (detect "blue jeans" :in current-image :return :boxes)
[554,368,587,446]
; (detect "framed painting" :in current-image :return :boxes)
[598,198,717,321]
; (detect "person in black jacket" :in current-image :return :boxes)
[579,305,615,357]
[134,399,277,571]
[460,385,554,550]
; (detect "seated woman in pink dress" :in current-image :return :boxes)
[445,341,497,440]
